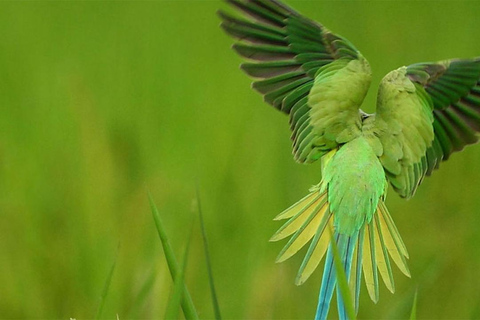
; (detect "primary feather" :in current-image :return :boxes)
[219,0,480,318]
[219,0,371,163]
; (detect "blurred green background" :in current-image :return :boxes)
[1,1,480,319]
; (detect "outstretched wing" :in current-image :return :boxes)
[370,58,480,198]
[219,0,371,163]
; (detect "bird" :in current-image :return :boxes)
[218,0,480,318]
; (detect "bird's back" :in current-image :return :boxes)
[321,136,387,235]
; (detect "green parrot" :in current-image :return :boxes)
[218,0,480,318]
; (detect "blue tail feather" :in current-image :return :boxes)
[337,234,358,320]
[354,227,365,314]
[315,233,338,320]
[315,232,358,320]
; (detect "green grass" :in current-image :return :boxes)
[149,192,198,319]
[164,219,194,320]
[1,1,480,318]
[196,187,222,320]
[410,290,418,320]
[95,244,119,320]
[126,269,156,319]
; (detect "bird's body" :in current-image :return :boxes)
[324,136,385,237]
[273,130,410,318]
[317,136,387,317]
[219,0,480,318]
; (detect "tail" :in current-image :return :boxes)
[270,187,411,319]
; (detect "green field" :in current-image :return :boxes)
[2,1,480,318]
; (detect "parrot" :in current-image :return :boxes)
[218,0,480,318]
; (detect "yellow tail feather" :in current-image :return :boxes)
[271,190,410,306]
[270,190,325,241]
[362,223,378,302]
[373,212,395,293]
[273,191,320,221]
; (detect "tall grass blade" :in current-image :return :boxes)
[148,191,199,320]
[95,244,119,320]
[126,269,156,318]
[196,186,223,320]
[165,221,194,319]
[409,289,418,320]
[330,234,356,320]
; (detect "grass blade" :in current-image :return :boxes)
[126,269,156,318]
[409,289,418,320]
[165,221,194,319]
[148,191,199,320]
[95,244,119,320]
[196,186,222,320]
[330,234,356,320]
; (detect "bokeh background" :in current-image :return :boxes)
[2,1,480,319]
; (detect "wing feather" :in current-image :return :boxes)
[370,58,480,198]
[219,0,371,163]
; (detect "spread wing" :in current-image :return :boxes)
[370,58,480,198]
[219,0,371,163]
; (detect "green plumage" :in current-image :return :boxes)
[369,68,435,197]
[322,137,386,235]
[219,0,368,163]
[219,0,480,319]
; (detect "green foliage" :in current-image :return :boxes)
[95,246,119,320]
[410,290,418,320]
[164,221,194,320]
[1,1,480,318]
[126,269,156,318]
[197,187,223,320]
[149,193,198,320]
